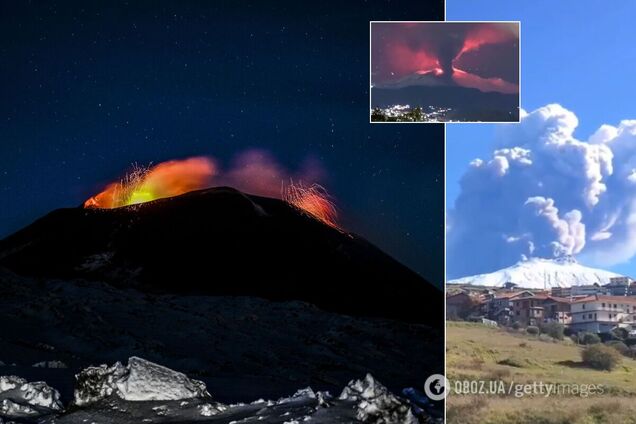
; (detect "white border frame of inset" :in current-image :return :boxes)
[369,21,521,124]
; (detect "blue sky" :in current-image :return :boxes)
[446,1,636,276]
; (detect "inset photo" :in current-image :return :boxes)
[370,21,520,123]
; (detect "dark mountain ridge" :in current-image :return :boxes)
[0,186,441,325]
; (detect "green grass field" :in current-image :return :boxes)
[446,321,636,424]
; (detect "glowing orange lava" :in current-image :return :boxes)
[84,156,341,229]
[84,157,216,208]
[283,181,339,229]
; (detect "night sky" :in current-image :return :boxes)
[0,1,445,285]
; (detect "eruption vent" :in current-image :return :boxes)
[84,156,341,229]
[84,157,216,209]
[283,181,339,229]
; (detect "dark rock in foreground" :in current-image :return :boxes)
[1,356,438,423]
[0,269,442,406]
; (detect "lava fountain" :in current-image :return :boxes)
[282,181,339,229]
[84,157,340,229]
[84,157,216,209]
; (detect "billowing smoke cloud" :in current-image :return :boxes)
[448,104,636,278]
[218,150,324,198]
[371,22,518,93]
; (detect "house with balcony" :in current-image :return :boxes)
[510,294,550,326]
[570,295,636,334]
[542,296,573,325]
[509,295,574,327]
[487,290,534,324]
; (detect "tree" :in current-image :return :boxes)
[540,322,564,340]
[578,332,601,345]
[407,107,423,122]
[371,108,386,122]
[611,327,629,341]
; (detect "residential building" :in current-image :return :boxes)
[551,284,606,298]
[569,295,636,334]
[510,295,574,326]
[572,284,607,296]
[542,296,573,325]
[510,294,549,326]
[550,286,570,297]
[487,290,534,324]
[604,276,632,296]
[446,292,475,320]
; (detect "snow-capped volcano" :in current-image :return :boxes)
[447,256,623,289]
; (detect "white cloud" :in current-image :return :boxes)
[448,104,636,278]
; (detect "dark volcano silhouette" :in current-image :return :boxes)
[372,84,518,113]
[0,186,441,324]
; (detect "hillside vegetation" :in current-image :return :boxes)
[446,321,636,424]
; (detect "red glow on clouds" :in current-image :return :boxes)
[451,67,519,94]
[372,22,518,93]
[385,42,441,78]
[456,24,518,59]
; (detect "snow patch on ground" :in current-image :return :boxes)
[0,375,63,420]
[33,360,68,369]
[2,357,429,423]
[340,374,418,424]
[73,357,210,406]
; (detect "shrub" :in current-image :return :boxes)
[539,333,555,342]
[562,337,575,346]
[611,327,629,341]
[578,332,601,345]
[605,340,630,356]
[526,326,539,335]
[582,344,622,371]
[540,322,564,340]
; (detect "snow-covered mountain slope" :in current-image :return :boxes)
[448,256,623,289]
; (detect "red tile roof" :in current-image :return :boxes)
[571,295,636,304]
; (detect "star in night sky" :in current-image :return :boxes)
[0,1,445,285]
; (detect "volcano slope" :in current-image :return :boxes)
[0,187,442,412]
[0,187,441,324]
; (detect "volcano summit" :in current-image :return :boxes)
[0,186,440,324]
